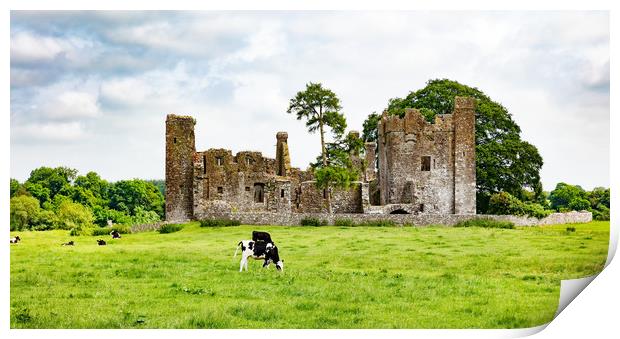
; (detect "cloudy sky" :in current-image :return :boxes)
[10,11,609,190]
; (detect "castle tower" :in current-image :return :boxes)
[275,132,291,176]
[165,114,196,221]
[453,97,476,214]
[364,142,376,182]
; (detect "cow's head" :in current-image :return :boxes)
[276,260,284,271]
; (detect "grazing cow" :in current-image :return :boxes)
[110,230,121,239]
[62,241,75,246]
[234,240,283,272]
[97,239,107,246]
[252,231,273,244]
[10,236,21,244]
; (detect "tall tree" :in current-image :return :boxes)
[10,178,20,197]
[287,82,349,213]
[362,79,544,213]
[25,166,77,201]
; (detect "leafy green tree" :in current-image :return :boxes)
[10,195,41,231]
[363,79,544,213]
[10,178,20,197]
[587,187,610,209]
[75,172,110,201]
[287,82,350,213]
[26,167,77,201]
[147,179,165,196]
[362,112,380,143]
[56,200,94,233]
[487,191,550,219]
[108,179,165,218]
[92,206,133,226]
[33,210,58,231]
[548,183,589,212]
[287,82,347,167]
[23,182,51,205]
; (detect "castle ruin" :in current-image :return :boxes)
[165,96,477,222]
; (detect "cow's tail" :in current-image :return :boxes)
[234,241,242,257]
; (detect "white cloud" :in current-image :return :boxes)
[42,91,100,120]
[10,31,65,62]
[10,30,96,64]
[11,121,86,142]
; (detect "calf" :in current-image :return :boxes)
[234,240,283,272]
[62,241,75,246]
[10,236,21,244]
[252,231,273,244]
[97,239,107,246]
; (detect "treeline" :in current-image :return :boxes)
[486,183,609,220]
[10,166,165,234]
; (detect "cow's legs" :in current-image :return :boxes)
[239,256,247,272]
[262,259,271,268]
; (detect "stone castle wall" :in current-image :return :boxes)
[165,96,477,222]
[194,211,592,227]
[376,96,476,214]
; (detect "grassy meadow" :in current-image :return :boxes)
[10,221,609,329]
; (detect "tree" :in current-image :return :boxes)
[362,79,544,213]
[361,112,380,142]
[75,172,110,201]
[108,179,165,218]
[287,82,349,213]
[287,82,347,167]
[56,200,94,233]
[26,167,77,200]
[10,178,20,197]
[23,182,51,205]
[548,183,589,212]
[10,195,41,231]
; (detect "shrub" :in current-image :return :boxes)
[158,224,184,234]
[92,225,132,236]
[32,210,58,231]
[70,227,94,236]
[300,217,328,226]
[199,218,241,227]
[454,218,515,229]
[488,192,552,219]
[593,205,610,221]
[522,203,552,219]
[10,195,41,231]
[56,200,94,230]
[334,218,354,226]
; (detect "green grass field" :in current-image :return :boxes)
[10,221,609,329]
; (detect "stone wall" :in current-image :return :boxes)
[196,211,592,227]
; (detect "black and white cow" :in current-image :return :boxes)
[234,240,283,272]
[10,236,21,244]
[110,230,121,239]
[252,231,273,244]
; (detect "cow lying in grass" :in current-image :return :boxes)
[10,236,21,244]
[62,241,75,246]
[97,239,107,246]
[234,240,283,272]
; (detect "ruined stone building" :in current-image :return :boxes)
[165,96,476,222]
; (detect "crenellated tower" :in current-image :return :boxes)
[165,114,196,221]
